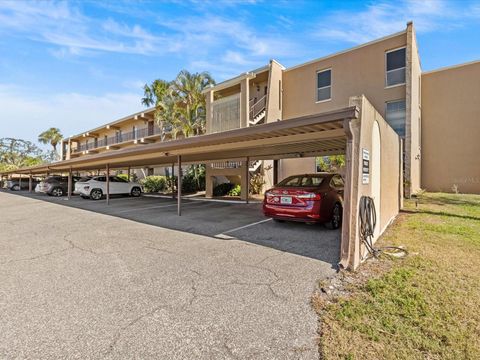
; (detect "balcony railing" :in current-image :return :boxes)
[72,124,163,153]
[211,93,241,133]
[210,160,262,172]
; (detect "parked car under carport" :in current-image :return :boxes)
[5,178,40,191]
[36,175,83,197]
[74,176,143,200]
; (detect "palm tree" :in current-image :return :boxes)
[170,70,215,137]
[141,79,171,107]
[142,71,215,140]
[38,128,63,153]
[142,79,172,141]
[141,71,215,190]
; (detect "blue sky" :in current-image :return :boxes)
[0,0,479,147]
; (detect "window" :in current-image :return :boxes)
[316,69,331,102]
[278,175,326,187]
[114,176,128,183]
[385,99,406,137]
[386,47,406,87]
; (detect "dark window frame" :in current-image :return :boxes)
[316,68,332,102]
[385,47,406,87]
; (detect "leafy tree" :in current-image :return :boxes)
[0,138,46,171]
[38,127,63,154]
[169,70,215,137]
[142,70,215,139]
[316,155,346,173]
[142,79,172,141]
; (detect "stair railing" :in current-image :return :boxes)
[249,95,267,121]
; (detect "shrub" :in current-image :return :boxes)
[228,184,241,196]
[213,182,234,196]
[185,164,206,191]
[249,164,272,195]
[165,176,176,193]
[141,176,167,193]
[181,174,198,193]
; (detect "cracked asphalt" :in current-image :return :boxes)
[0,191,340,359]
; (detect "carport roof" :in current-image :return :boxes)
[2,106,358,175]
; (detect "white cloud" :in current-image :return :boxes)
[0,1,167,55]
[312,0,460,44]
[0,1,299,77]
[0,84,144,143]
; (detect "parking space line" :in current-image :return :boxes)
[214,218,272,239]
[112,201,205,214]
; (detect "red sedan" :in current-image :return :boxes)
[263,173,344,229]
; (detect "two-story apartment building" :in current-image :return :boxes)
[60,21,479,196]
[202,21,421,198]
[63,108,157,160]
[61,107,176,177]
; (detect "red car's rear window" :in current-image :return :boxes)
[277,175,327,187]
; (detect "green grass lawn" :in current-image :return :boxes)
[314,193,480,360]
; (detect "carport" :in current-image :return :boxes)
[0,95,403,269]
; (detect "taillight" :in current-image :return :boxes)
[297,193,321,200]
[265,191,280,203]
[83,186,90,191]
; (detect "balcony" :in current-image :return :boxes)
[211,93,241,133]
[210,93,267,134]
[72,124,163,154]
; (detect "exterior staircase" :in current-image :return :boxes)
[249,160,262,172]
[249,109,266,126]
[248,95,266,126]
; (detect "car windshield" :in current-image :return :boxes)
[78,177,92,182]
[277,175,327,187]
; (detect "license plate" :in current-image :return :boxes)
[280,196,292,204]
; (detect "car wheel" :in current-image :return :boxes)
[51,187,64,197]
[12,185,20,191]
[130,187,141,197]
[327,203,342,230]
[90,189,103,200]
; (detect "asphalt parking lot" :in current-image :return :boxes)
[0,190,340,359]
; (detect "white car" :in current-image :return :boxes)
[74,176,142,200]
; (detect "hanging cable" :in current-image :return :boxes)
[359,196,407,259]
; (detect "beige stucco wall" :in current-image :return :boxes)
[282,32,406,121]
[265,60,284,124]
[405,22,422,195]
[277,158,316,181]
[421,61,480,194]
[341,95,402,269]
